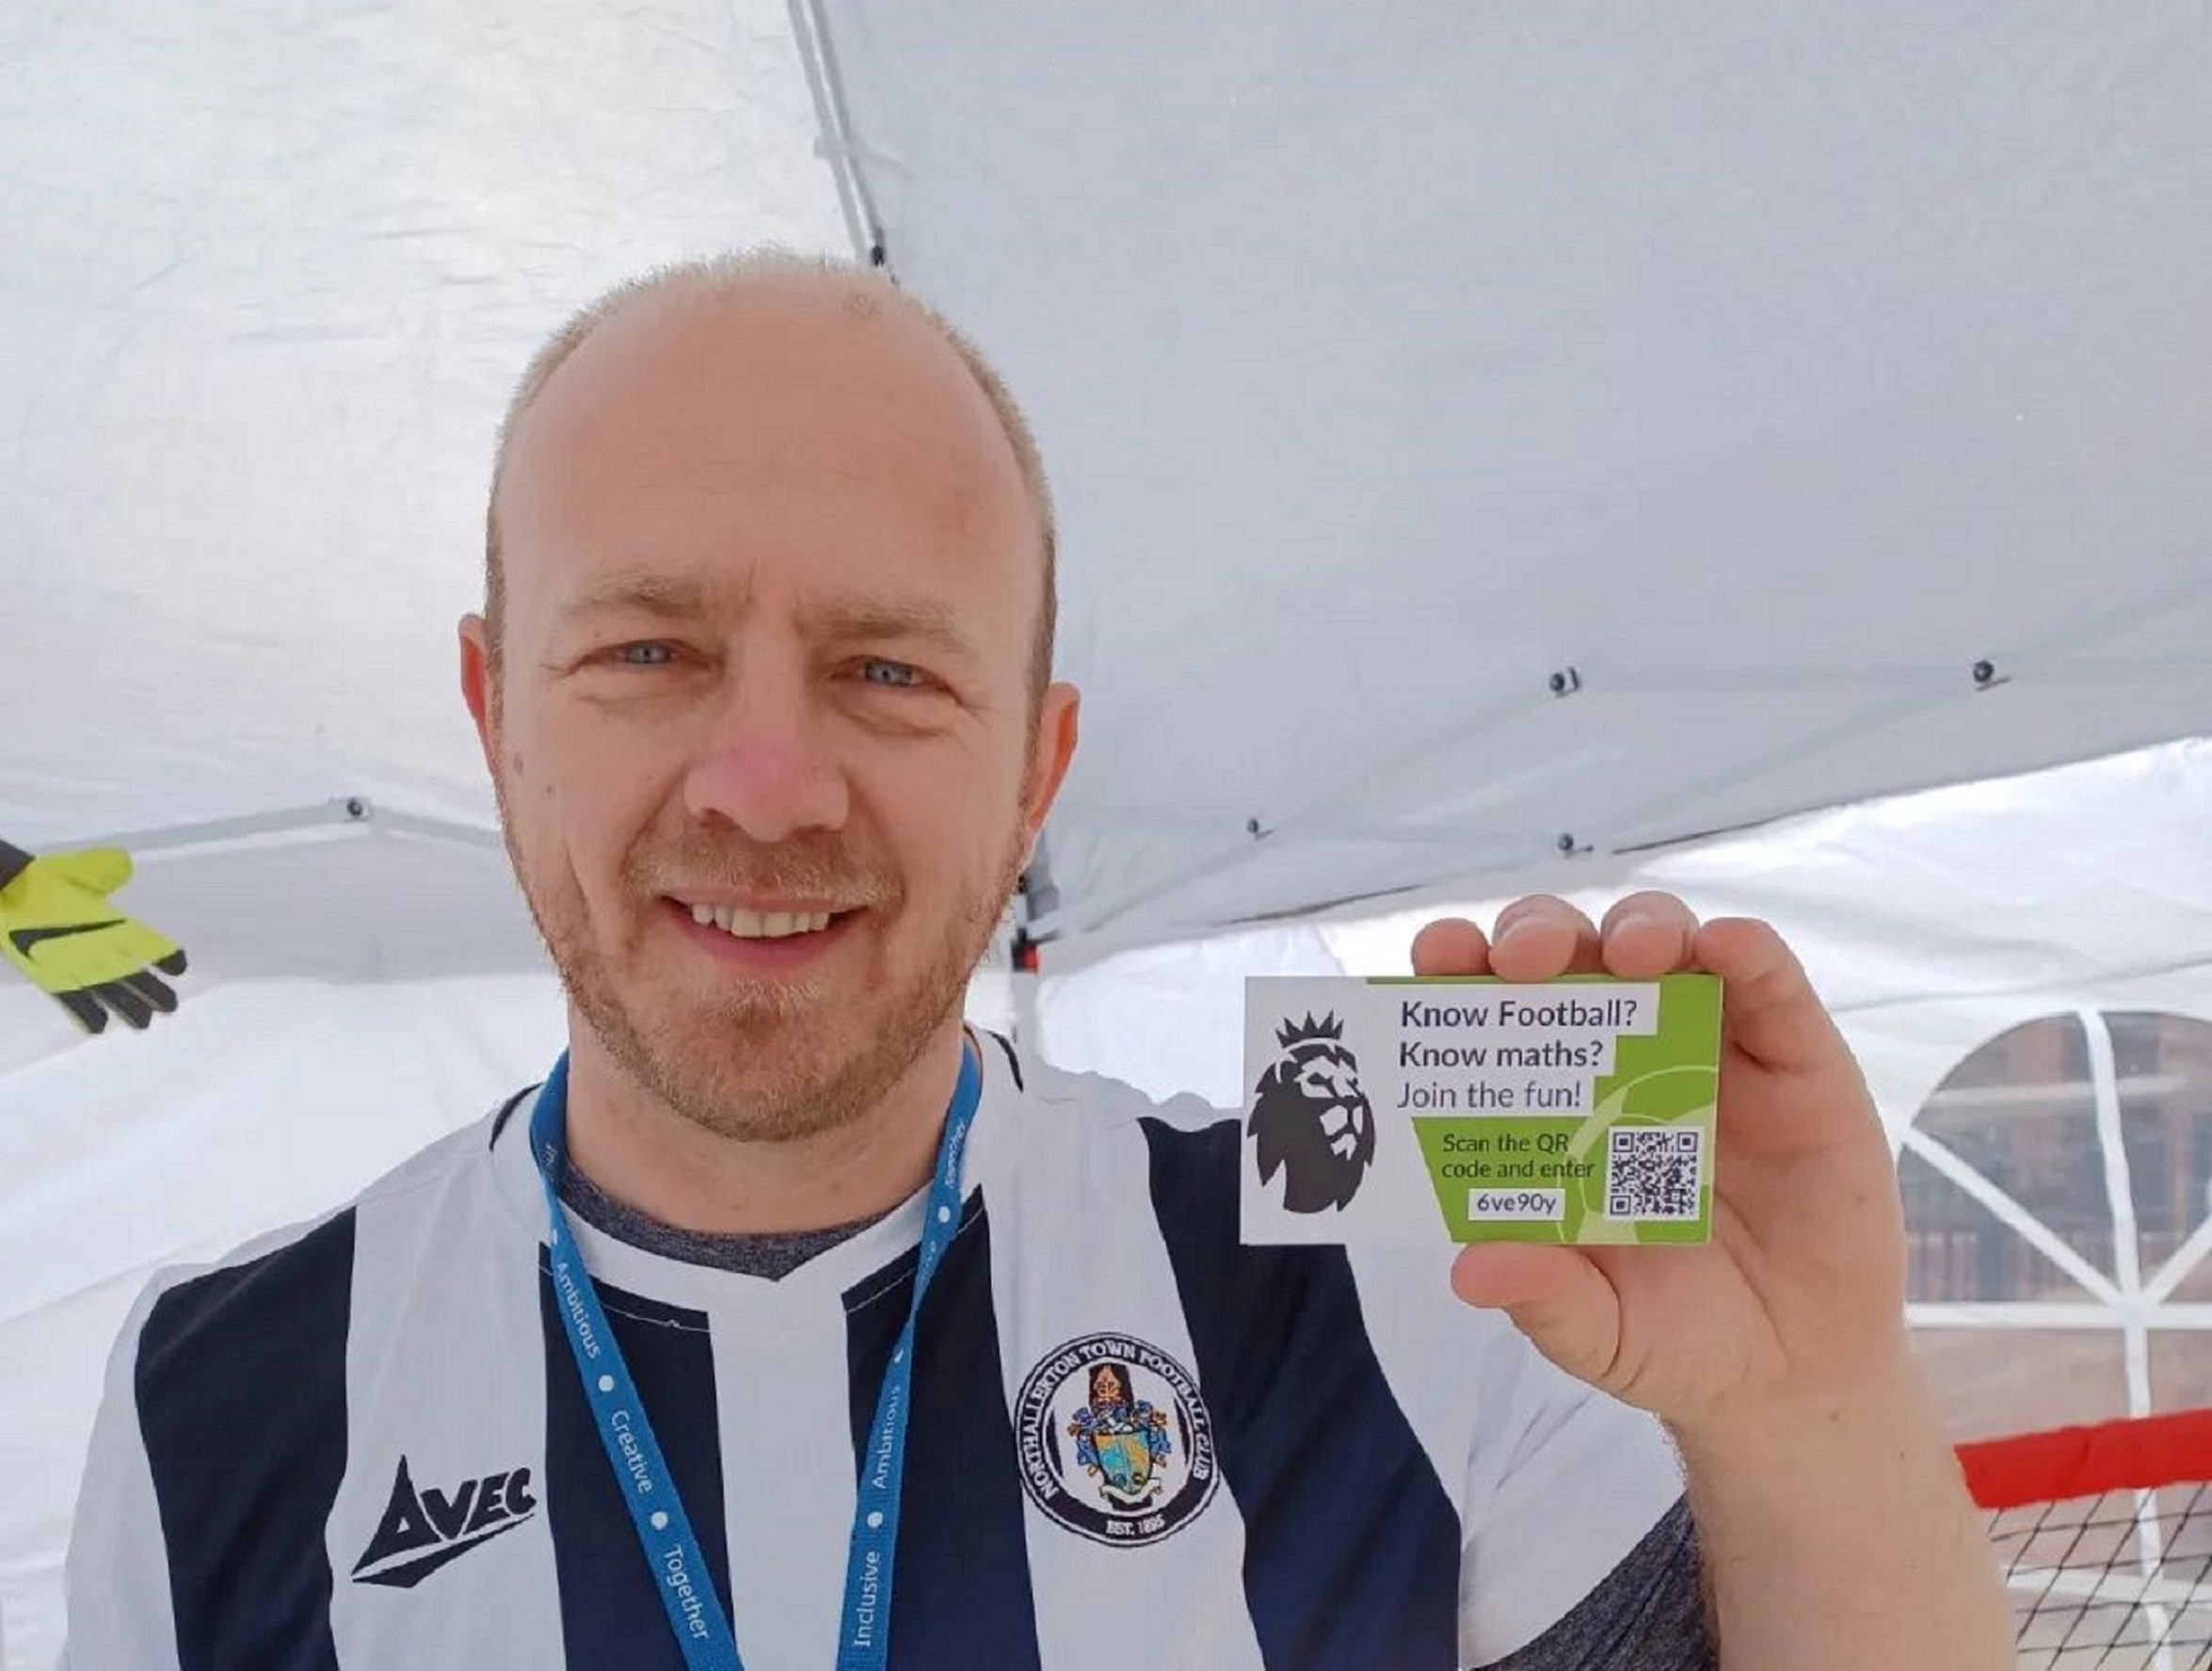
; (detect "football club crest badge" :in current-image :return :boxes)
[1015,1333,1217,1546]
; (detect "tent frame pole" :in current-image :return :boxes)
[57,798,502,860]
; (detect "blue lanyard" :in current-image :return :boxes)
[530,1042,983,1671]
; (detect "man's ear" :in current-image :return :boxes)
[458,615,498,766]
[1020,683,1081,857]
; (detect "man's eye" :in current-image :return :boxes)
[858,658,926,688]
[611,642,677,667]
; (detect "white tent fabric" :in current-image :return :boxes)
[814,0,2212,959]
[1323,737,2212,1036]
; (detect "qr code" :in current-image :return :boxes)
[1605,1127,1703,1219]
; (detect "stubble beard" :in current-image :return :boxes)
[500,781,1025,1147]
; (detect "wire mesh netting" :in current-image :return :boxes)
[1964,1412,2212,1668]
[1994,1484,2212,1667]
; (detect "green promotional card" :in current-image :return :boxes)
[1241,973,1722,1246]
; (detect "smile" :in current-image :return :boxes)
[661,897,861,972]
[682,903,837,940]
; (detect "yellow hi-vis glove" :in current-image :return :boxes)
[0,839,188,1034]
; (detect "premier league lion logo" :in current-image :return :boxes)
[1248,1011,1375,1213]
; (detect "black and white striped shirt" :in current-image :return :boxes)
[65,1034,1708,1669]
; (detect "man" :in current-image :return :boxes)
[64,254,2011,1669]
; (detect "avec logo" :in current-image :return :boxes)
[351,1455,538,1588]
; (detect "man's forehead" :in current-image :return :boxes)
[504,272,1018,505]
[495,272,1037,603]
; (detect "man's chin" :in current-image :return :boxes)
[629,982,936,1128]
[629,1031,860,1142]
[684,983,834,1033]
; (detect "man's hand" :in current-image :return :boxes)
[1415,891,1905,1429]
[0,842,189,1034]
[1419,892,2013,1669]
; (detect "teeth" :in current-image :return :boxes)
[686,904,835,939]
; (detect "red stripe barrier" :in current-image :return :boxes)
[1958,1408,2212,1512]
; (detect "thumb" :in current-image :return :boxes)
[53,847,135,897]
[1451,1243,1624,1391]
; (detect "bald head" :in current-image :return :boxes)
[484,252,1056,705]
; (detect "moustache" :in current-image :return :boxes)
[626,837,900,909]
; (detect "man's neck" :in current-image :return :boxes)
[558,1017,970,1236]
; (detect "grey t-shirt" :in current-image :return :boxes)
[1479,1497,1715,1669]
[563,1165,1717,1667]
[560,1165,888,1279]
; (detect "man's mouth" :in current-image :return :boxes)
[681,902,840,940]
[662,897,864,966]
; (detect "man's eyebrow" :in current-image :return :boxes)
[809,595,981,662]
[555,571,720,621]
[552,576,983,663]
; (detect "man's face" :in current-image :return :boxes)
[463,276,1076,1141]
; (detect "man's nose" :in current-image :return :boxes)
[681,663,849,844]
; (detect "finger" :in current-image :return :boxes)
[1692,916,1841,1072]
[93,980,154,1030]
[1599,891,1699,978]
[154,949,187,976]
[122,971,179,1015]
[56,988,108,1034]
[1410,917,1491,976]
[1451,1243,1624,1391]
[1489,895,1602,981]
